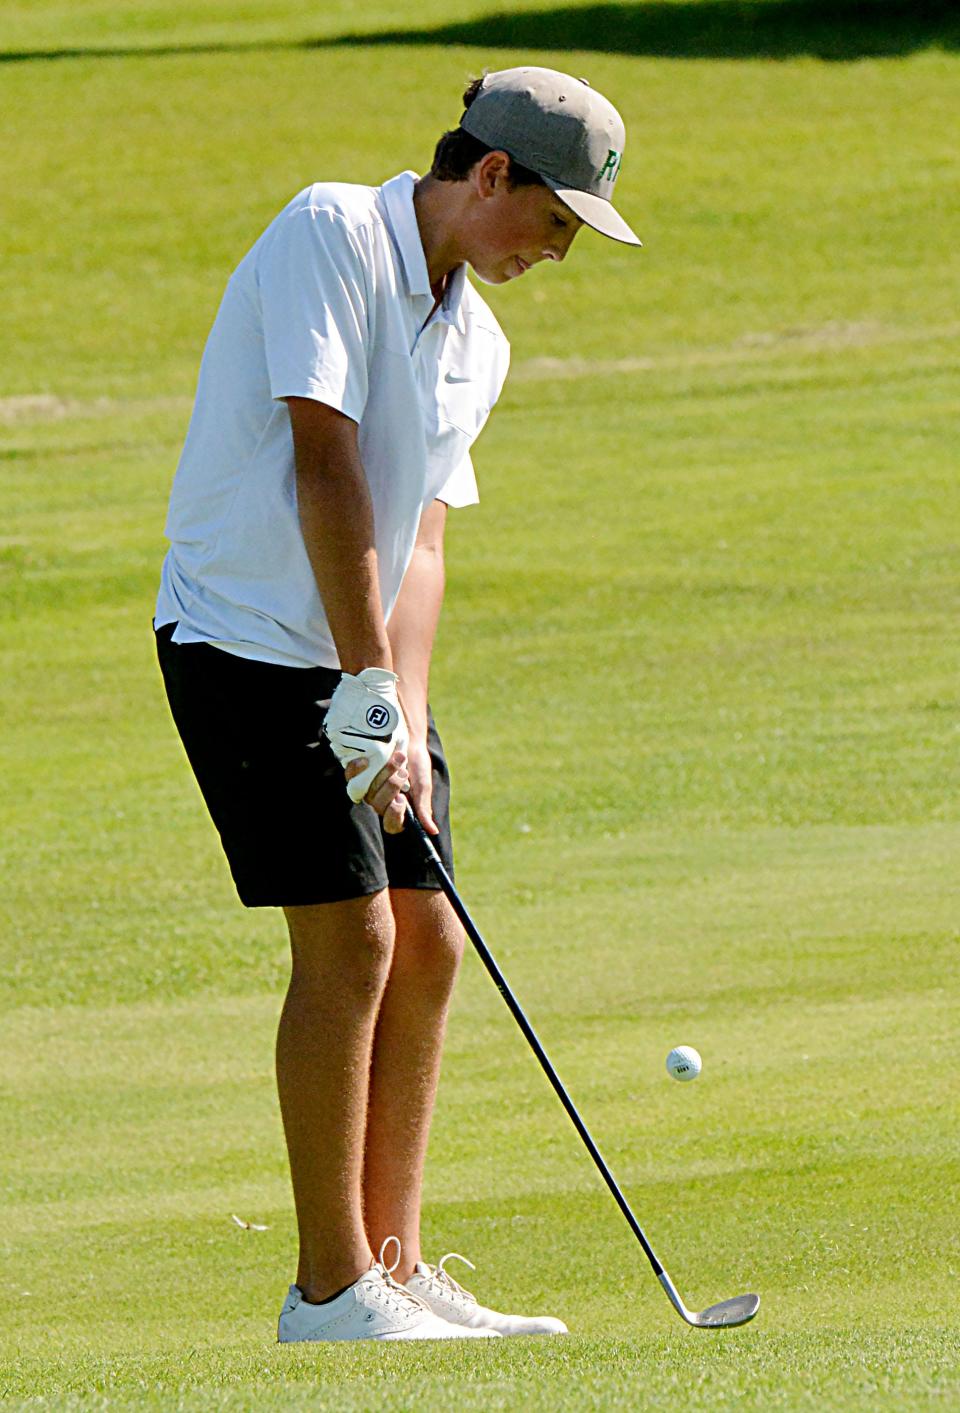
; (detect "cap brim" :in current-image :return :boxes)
[545,180,642,246]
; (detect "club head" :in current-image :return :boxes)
[692,1293,760,1328]
[659,1271,760,1329]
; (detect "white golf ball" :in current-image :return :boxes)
[666,1045,702,1082]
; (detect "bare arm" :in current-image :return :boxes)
[287,396,391,675]
[387,498,447,832]
[287,395,408,831]
[388,499,447,741]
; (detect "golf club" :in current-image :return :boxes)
[404,800,760,1330]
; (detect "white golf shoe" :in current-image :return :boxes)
[406,1252,568,1337]
[278,1239,500,1343]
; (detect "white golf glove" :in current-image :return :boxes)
[322,668,409,805]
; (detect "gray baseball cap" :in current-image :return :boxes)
[459,66,641,247]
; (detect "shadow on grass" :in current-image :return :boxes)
[3,0,958,65]
[334,0,960,61]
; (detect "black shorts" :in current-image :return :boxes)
[155,622,454,908]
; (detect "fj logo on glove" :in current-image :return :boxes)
[366,704,392,731]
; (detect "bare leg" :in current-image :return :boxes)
[362,889,465,1281]
[277,891,395,1302]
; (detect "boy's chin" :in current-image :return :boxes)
[468,260,512,287]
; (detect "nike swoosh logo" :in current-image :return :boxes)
[444,371,472,383]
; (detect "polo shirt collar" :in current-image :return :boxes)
[380,170,467,334]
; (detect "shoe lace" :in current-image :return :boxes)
[371,1235,432,1317]
[426,1252,478,1305]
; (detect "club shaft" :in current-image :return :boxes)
[404,802,664,1278]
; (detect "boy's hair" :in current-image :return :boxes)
[430,77,545,187]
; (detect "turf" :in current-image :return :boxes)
[2,1,959,1407]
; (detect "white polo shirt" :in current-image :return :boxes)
[155,170,510,668]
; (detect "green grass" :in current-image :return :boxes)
[2,1,959,1406]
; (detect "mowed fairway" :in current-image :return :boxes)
[2,2,959,1407]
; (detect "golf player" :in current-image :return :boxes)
[154,66,640,1343]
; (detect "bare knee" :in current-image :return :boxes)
[390,890,465,996]
[284,892,395,1002]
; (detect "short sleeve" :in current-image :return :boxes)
[436,451,479,508]
[257,206,370,422]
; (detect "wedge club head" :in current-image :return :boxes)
[692,1294,761,1328]
[660,1273,760,1328]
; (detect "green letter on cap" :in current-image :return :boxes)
[598,149,621,183]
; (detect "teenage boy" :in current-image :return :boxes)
[155,66,640,1343]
